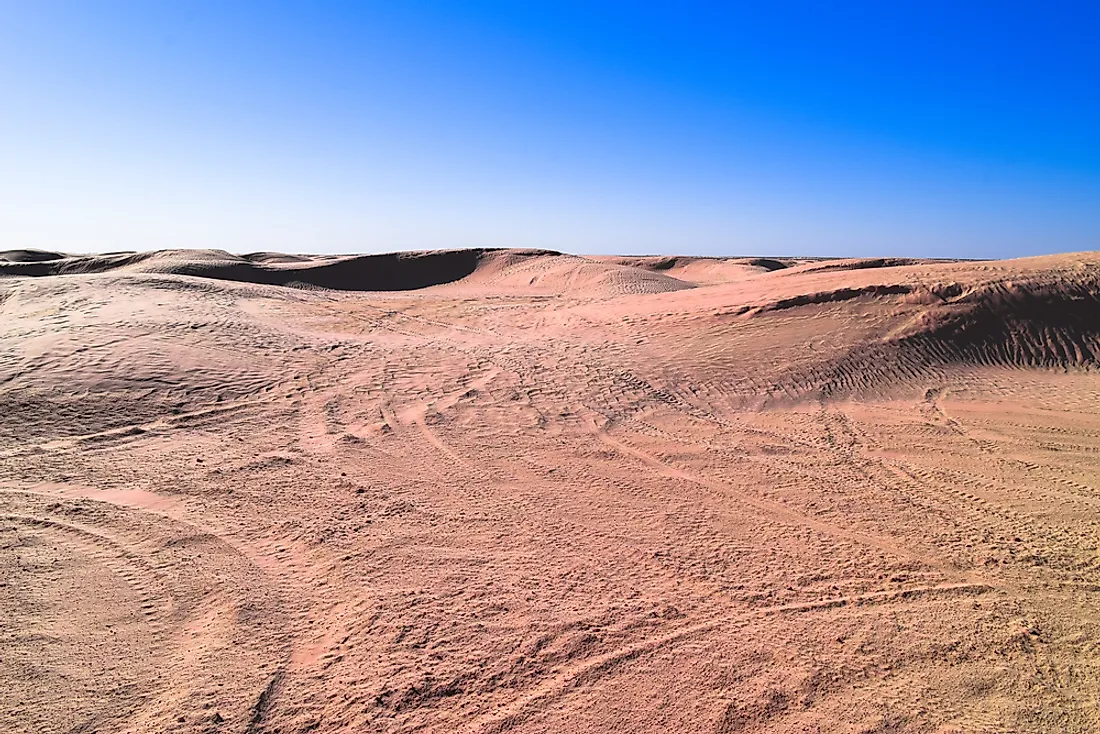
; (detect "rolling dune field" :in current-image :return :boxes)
[3,248,1100,733]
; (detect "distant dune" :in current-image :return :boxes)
[3,248,1100,733]
[0,248,485,290]
[0,247,695,295]
[0,248,68,263]
[5,247,1096,393]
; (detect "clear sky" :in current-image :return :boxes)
[2,1,1098,258]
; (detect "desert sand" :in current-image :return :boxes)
[2,247,1100,733]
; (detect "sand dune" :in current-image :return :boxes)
[0,248,484,290]
[0,248,697,296]
[0,249,68,263]
[3,248,1100,733]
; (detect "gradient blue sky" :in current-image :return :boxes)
[2,1,1098,257]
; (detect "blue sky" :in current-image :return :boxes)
[1,1,1097,258]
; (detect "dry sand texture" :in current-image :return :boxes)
[2,247,1100,733]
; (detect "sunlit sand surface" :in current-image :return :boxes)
[3,248,1099,733]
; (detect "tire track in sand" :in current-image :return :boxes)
[588,419,962,578]
[469,581,994,734]
[0,486,292,732]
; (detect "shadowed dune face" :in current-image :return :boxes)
[3,249,1100,734]
[0,248,487,291]
[176,249,488,290]
[0,249,67,263]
